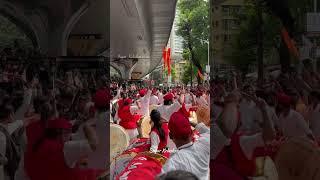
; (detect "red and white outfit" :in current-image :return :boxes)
[25,118,104,180]
[278,109,313,139]
[149,123,169,153]
[118,99,141,140]
[137,89,151,117]
[149,94,159,106]
[161,112,210,180]
[211,124,276,180]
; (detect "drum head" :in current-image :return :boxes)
[189,111,198,124]
[196,104,210,126]
[275,138,320,180]
[110,152,137,179]
[110,124,130,161]
[263,157,278,180]
[140,116,152,138]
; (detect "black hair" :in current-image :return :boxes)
[156,170,199,180]
[310,90,320,100]
[150,109,165,141]
[164,99,173,106]
[0,104,13,121]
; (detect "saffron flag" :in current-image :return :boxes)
[198,69,204,80]
[162,48,167,68]
[281,28,299,59]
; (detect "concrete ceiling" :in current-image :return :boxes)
[110,0,177,79]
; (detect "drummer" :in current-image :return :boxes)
[25,118,104,180]
[211,92,277,179]
[149,109,169,154]
[161,111,210,180]
[150,89,160,106]
[118,98,142,140]
[136,88,151,117]
[277,93,315,141]
[156,93,183,122]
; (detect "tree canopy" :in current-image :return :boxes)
[177,0,209,83]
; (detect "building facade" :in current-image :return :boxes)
[174,60,189,83]
[168,8,184,63]
[211,0,244,72]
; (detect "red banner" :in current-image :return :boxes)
[167,48,171,75]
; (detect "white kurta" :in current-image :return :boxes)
[161,123,210,180]
[86,111,109,169]
[156,102,181,122]
[138,90,151,117]
[279,109,313,139]
[149,95,159,106]
[239,99,262,133]
[150,131,160,153]
[158,93,164,105]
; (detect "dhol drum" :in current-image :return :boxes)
[189,111,198,124]
[116,152,168,180]
[110,152,137,180]
[138,116,152,138]
[124,137,151,153]
[110,138,152,179]
[196,104,210,126]
[110,124,130,161]
[252,156,278,180]
[275,137,320,180]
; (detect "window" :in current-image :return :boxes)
[216,21,219,27]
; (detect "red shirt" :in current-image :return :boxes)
[25,138,103,180]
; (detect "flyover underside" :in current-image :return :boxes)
[110,0,177,80]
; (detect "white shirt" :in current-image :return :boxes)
[138,90,151,117]
[239,99,262,133]
[211,124,265,161]
[150,131,160,153]
[156,102,181,122]
[279,109,313,138]
[63,139,92,168]
[162,123,210,180]
[309,104,320,139]
[14,88,32,121]
[149,95,159,106]
[86,111,109,169]
[158,93,164,105]
[184,93,193,104]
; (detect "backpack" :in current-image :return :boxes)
[0,125,23,180]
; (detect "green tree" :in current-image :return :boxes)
[177,0,209,83]
[224,0,282,78]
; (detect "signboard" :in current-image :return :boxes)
[307,13,320,33]
[206,65,210,73]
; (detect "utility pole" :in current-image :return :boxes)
[257,0,264,87]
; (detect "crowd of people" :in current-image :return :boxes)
[0,50,112,180]
[1,42,320,180]
[210,63,320,179]
[109,81,210,179]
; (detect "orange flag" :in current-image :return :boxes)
[281,28,299,59]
